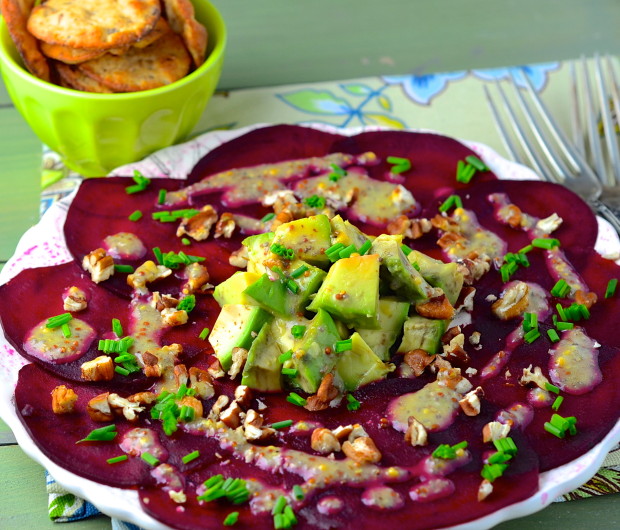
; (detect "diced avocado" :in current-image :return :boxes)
[242,232,275,274]
[208,304,272,370]
[307,254,380,329]
[284,260,327,315]
[243,273,289,316]
[271,315,313,354]
[408,250,464,306]
[241,322,283,391]
[288,309,341,393]
[272,214,332,266]
[336,332,395,391]
[370,234,433,302]
[330,214,369,248]
[213,271,261,307]
[396,315,448,354]
[356,297,410,361]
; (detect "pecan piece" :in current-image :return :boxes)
[87,392,113,422]
[63,286,87,312]
[176,205,217,241]
[416,293,455,320]
[161,308,189,327]
[189,367,214,399]
[311,428,341,454]
[82,248,114,283]
[342,436,382,464]
[51,385,78,414]
[491,281,529,320]
[404,416,427,447]
[214,213,236,238]
[220,401,243,428]
[403,349,435,377]
[179,396,203,420]
[182,262,210,295]
[142,351,161,377]
[459,386,484,416]
[127,260,171,293]
[80,356,114,381]
[228,347,248,379]
[482,421,511,443]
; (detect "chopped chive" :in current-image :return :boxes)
[339,244,358,259]
[304,195,326,209]
[532,237,560,249]
[292,485,304,500]
[281,368,298,377]
[77,424,117,443]
[524,328,541,343]
[605,278,618,298]
[545,382,560,394]
[346,394,361,411]
[115,366,130,376]
[547,328,560,343]
[358,240,372,255]
[555,303,567,321]
[555,322,574,332]
[128,210,143,222]
[552,396,564,411]
[125,183,146,194]
[290,264,309,278]
[106,455,128,464]
[141,452,160,466]
[272,496,287,515]
[550,279,571,298]
[204,474,224,488]
[285,279,299,294]
[177,294,196,312]
[284,505,297,526]
[112,318,123,337]
[400,244,413,256]
[325,242,345,261]
[432,444,457,460]
[519,244,534,254]
[152,211,170,219]
[544,422,565,438]
[278,350,293,363]
[182,450,200,464]
[481,463,509,482]
[153,247,163,264]
[261,212,276,223]
[46,312,72,329]
[488,451,513,465]
[158,189,167,205]
[578,304,590,320]
[271,420,294,430]
[199,327,210,340]
[181,237,191,246]
[223,512,239,526]
[114,353,135,363]
[387,156,412,174]
[493,437,517,455]
[114,264,134,273]
[291,325,306,339]
[334,339,353,353]
[466,154,489,171]
[439,194,462,212]
[274,513,286,530]
[286,392,307,407]
[61,323,71,338]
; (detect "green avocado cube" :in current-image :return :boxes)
[330,214,369,248]
[396,315,448,355]
[288,309,341,393]
[371,234,434,302]
[307,254,380,329]
[213,271,262,307]
[272,214,332,266]
[241,322,283,391]
[284,260,327,315]
[208,304,272,370]
[271,315,313,354]
[356,297,410,361]
[242,232,275,274]
[336,332,395,391]
[407,250,464,306]
[243,273,289,316]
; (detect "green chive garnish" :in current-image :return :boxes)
[545,382,560,394]
[387,156,411,174]
[181,237,191,246]
[204,474,224,488]
[338,244,358,259]
[547,328,560,343]
[292,485,304,500]
[334,339,353,353]
[281,368,298,377]
[346,394,361,411]
[223,512,239,526]
[141,452,159,466]
[358,240,372,255]
[439,194,463,212]
[177,294,196,312]
[493,437,517,455]
[291,325,306,339]
[261,212,276,223]
[532,237,560,249]
[158,189,167,205]
[278,350,293,363]
[605,278,618,298]
[304,195,326,209]
[114,264,134,273]
[77,424,117,444]
[524,328,541,343]
[481,462,509,482]
[272,496,287,515]
[112,318,123,337]
[466,155,489,171]
[46,313,72,329]
[128,210,143,222]
[290,264,309,278]
[400,244,413,256]
[550,279,571,298]
[115,366,130,376]
[199,327,210,340]
[286,392,307,407]
[182,450,200,464]
[544,422,565,438]
[552,396,564,411]
[488,451,513,465]
[106,455,128,464]
[271,420,293,430]
[61,323,71,338]
[286,279,299,294]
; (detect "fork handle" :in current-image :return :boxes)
[591,199,620,235]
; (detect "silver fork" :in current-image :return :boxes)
[483,56,620,234]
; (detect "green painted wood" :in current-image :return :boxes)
[210,0,620,89]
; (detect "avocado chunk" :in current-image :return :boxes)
[330,214,369,248]
[356,297,410,361]
[241,322,283,391]
[213,271,262,307]
[243,273,289,316]
[271,315,313,354]
[208,304,273,370]
[371,234,434,302]
[288,309,341,393]
[272,214,332,266]
[285,260,327,315]
[336,332,395,391]
[242,232,275,274]
[307,254,380,329]
[407,250,464,306]
[396,315,448,354]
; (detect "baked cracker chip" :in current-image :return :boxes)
[163,0,207,67]
[27,0,161,50]
[78,32,191,92]
[40,42,105,64]
[1,0,50,81]
[108,17,170,56]
[55,62,114,93]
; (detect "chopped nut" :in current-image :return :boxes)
[207,359,226,379]
[316,373,339,403]
[229,246,249,268]
[127,392,158,405]
[386,215,411,236]
[342,436,382,464]
[519,364,550,390]
[234,385,253,409]
[208,395,230,421]
[482,421,511,443]
[108,393,144,421]
[179,396,203,419]
[220,401,243,428]
[243,409,275,442]
[347,424,369,442]
[304,395,330,412]
[456,256,491,284]
[478,479,494,501]
[416,293,455,320]
[176,205,217,241]
[437,231,466,251]
[492,281,530,320]
[169,490,187,504]
[174,364,189,388]
[142,351,161,377]
[214,212,236,238]
[228,347,248,379]
[469,331,481,346]
[63,286,87,312]
[331,424,355,441]
[403,349,435,377]
[87,392,114,422]
[459,386,484,416]
[311,428,341,454]
[80,355,114,381]
[404,416,428,446]
[536,213,562,234]
[82,248,115,283]
[443,332,470,366]
[454,286,476,313]
[575,289,597,309]
[409,218,432,239]
[189,367,215,399]
[182,262,210,294]
[150,292,179,311]
[51,385,78,414]
[127,260,172,293]
[441,326,462,345]
[503,204,524,229]
[161,308,189,327]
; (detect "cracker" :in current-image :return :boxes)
[108,17,170,56]
[40,42,105,64]
[27,0,161,50]
[55,62,114,93]
[163,0,207,67]
[78,32,191,92]
[1,0,50,80]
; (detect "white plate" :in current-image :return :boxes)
[1,124,619,529]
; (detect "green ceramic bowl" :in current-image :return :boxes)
[0,0,226,177]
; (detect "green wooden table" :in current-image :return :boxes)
[2,1,620,528]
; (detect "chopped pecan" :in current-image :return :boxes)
[220,401,243,428]
[161,308,189,327]
[189,367,215,399]
[150,292,179,311]
[127,261,172,293]
[174,364,189,388]
[80,356,114,381]
[409,218,432,239]
[456,257,491,284]
[51,385,78,414]
[243,409,275,442]
[127,392,158,405]
[459,386,484,416]
[87,392,114,422]
[347,424,369,442]
[108,393,144,421]
[437,231,466,251]
[182,262,210,295]
[519,365,550,390]
[331,424,355,441]
[304,395,329,412]
[176,205,218,241]
[492,281,529,320]
[416,293,455,320]
[482,421,511,443]
[442,332,470,367]
[234,385,253,409]
[478,479,494,501]
[316,373,339,403]
[228,347,248,379]
[403,349,435,377]
[214,213,236,239]
[142,351,162,377]
[229,246,249,268]
[208,395,230,421]
[502,204,523,228]
[536,213,562,234]
[270,209,295,230]
[207,359,226,379]
[404,416,427,447]
[441,326,462,345]
[63,286,87,312]
[82,248,115,283]
[431,214,459,231]
[342,436,382,464]
[575,289,597,309]
[311,428,341,454]
[386,215,411,236]
[179,396,203,420]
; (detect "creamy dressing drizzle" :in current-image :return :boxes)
[103,232,146,260]
[409,477,455,502]
[24,318,95,363]
[361,486,405,510]
[549,327,602,394]
[496,403,534,429]
[120,427,168,460]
